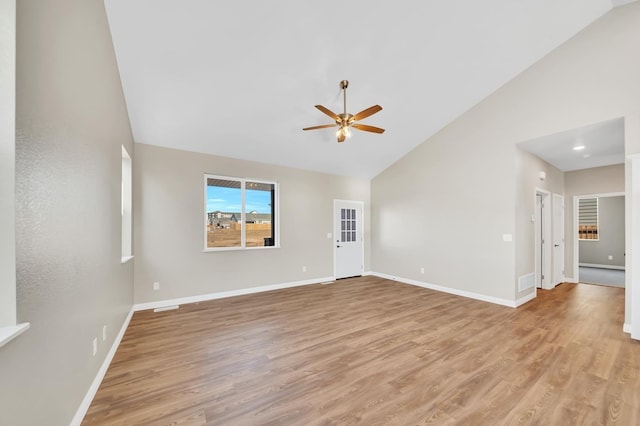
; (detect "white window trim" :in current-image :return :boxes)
[121,146,133,263]
[0,323,30,349]
[0,0,29,348]
[203,174,279,251]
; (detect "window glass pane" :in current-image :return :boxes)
[246,181,274,247]
[206,178,242,248]
[351,231,356,241]
[205,175,277,250]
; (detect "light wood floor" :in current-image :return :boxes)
[83,276,640,425]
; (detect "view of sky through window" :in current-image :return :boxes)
[206,186,271,213]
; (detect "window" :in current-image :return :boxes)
[578,197,599,240]
[121,146,133,262]
[340,208,357,243]
[204,175,277,250]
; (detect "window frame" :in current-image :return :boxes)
[203,174,279,251]
[121,146,133,263]
[578,196,599,241]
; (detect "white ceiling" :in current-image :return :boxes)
[104,0,624,179]
[517,117,625,171]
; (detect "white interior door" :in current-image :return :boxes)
[334,200,363,279]
[535,191,551,289]
[553,194,565,287]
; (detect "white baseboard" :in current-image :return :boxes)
[133,276,334,312]
[370,272,521,308]
[579,263,626,271]
[624,323,632,334]
[70,307,134,426]
[515,290,537,307]
[565,276,578,284]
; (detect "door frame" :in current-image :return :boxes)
[333,199,364,279]
[552,193,565,287]
[572,191,625,285]
[535,189,552,290]
[630,155,640,340]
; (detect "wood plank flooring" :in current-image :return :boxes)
[82,276,640,425]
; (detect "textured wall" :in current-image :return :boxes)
[371,3,640,309]
[134,143,370,304]
[0,0,134,425]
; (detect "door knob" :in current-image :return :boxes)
[554,244,560,247]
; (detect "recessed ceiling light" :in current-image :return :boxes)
[573,145,585,151]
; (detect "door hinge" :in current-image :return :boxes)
[542,274,545,280]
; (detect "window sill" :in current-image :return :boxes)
[203,246,279,252]
[0,323,30,348]
[121,256,134,264]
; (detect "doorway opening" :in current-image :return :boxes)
[574,193,625,288]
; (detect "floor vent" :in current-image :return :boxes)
[518,273,535,292]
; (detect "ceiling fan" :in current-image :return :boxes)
[303,80,385,143]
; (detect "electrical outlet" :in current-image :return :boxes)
[302,266,307,272]
[420,267,425,274]
[102,325,107,342]
[92,338,98,356]
[153,282,160,290]
[608,255,613,260]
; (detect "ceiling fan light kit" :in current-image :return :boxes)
[303,80,385,143]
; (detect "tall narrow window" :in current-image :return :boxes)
[121,146,133,261]
[578,197,598,240]
[204,175,277,250]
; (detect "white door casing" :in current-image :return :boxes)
[553,194,565,287]
[334,200,364,279]
[535,190,552,290]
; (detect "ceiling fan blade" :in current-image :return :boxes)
[353,105,382,121]
[315,105,340,120]
[303,124,338,131]
[352,123,385,134]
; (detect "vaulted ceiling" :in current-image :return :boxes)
[104,0,629,178]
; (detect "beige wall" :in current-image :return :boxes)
[372,3,640,309]
[0,1,134,425]
[579,196,625,267]
[134,143,370,304]
[515,148,564,297]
